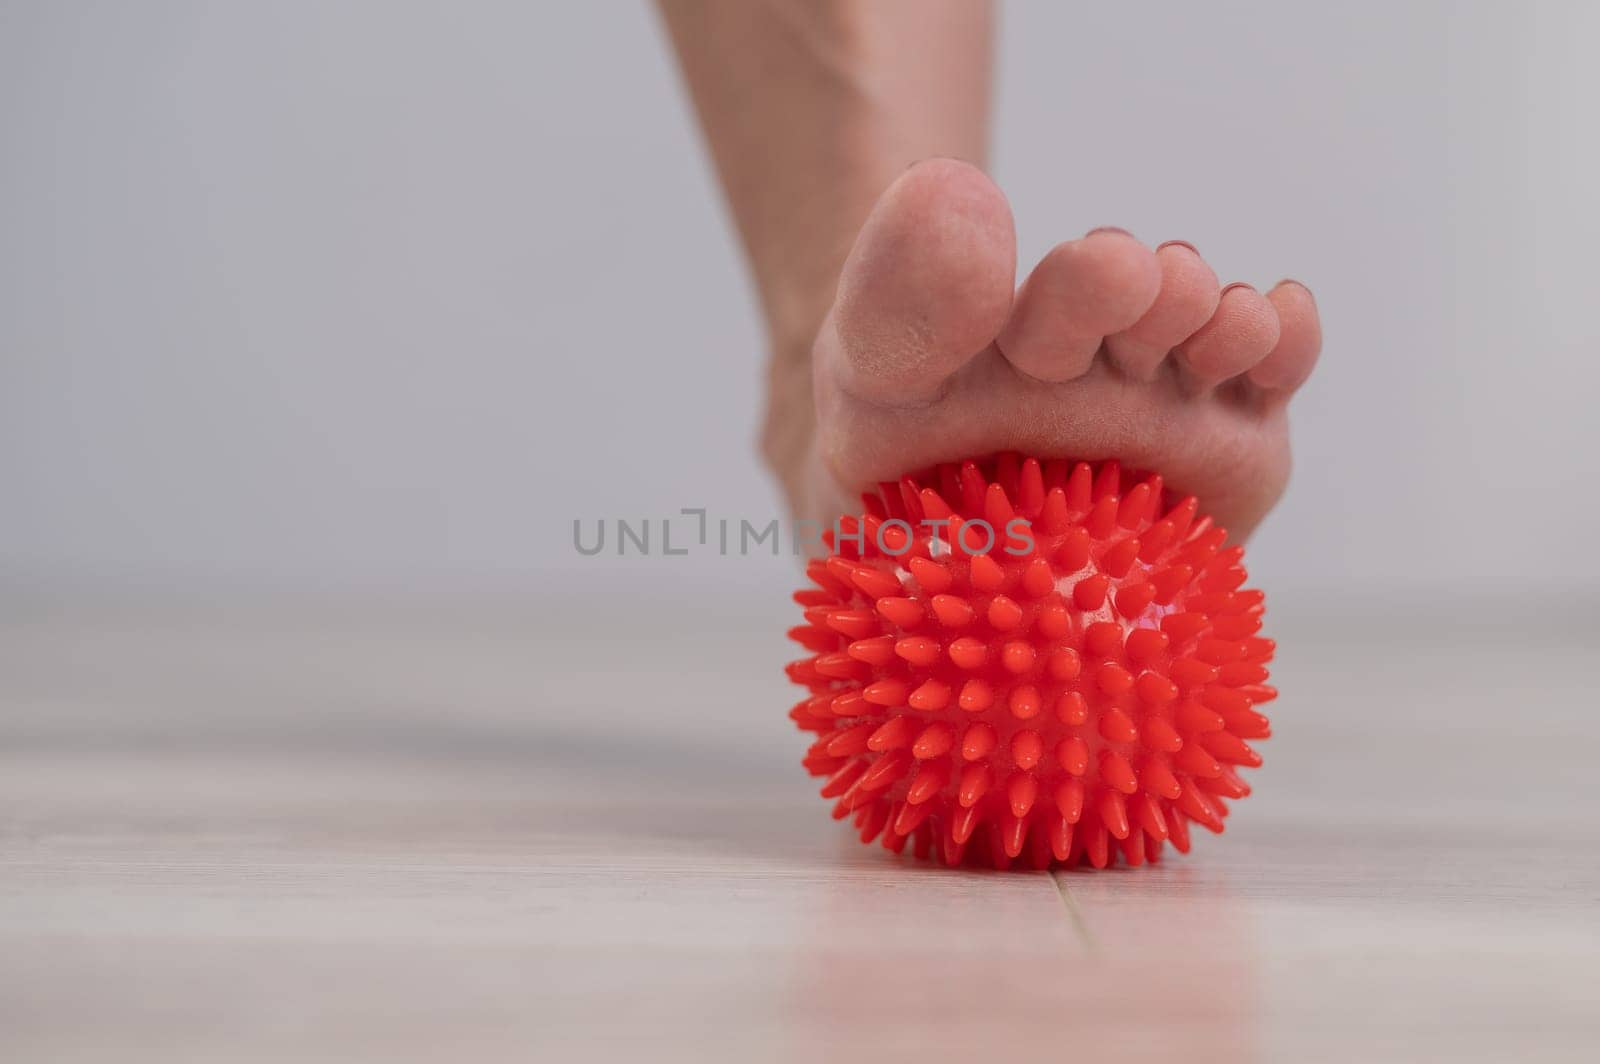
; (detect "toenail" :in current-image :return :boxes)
[1157,239,1200,255]
[1087,226,1134,238]
[1220,282,1257,296]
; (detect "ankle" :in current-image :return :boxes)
[760,345,815,518]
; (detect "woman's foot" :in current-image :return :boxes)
[765,159,1322,541]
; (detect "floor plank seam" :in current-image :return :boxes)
[1048,870,1098,954]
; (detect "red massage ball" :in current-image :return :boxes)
[785,454,1274,870]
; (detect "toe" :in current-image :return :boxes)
[1248,281,1322,393]
[1173,283,1281,385]
[995,229,1161,383]
[830,159,1017,403]
[1104,240,1221,379]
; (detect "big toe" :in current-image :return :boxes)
[828,159,1017,403]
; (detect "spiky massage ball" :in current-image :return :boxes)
[785,455,1274,870]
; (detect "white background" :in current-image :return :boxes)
[3,1,1596,607]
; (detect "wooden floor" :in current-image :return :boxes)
[1,593,1596,1062]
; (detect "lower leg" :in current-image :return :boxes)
[655,0,996,503]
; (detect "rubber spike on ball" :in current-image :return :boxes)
[785,454,1274,870]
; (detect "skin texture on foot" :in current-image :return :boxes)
[789,159,1322,542]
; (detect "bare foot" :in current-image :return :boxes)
[767,159,1322,542]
